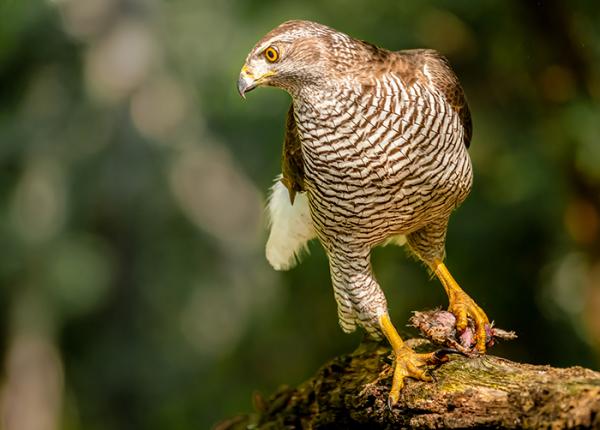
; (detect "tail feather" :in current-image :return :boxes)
[266,177,316,271]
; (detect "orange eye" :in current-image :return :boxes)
[264,46,279,63]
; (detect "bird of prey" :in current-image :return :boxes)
[238,20,489,406]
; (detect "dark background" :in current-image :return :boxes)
[0,1,599,429]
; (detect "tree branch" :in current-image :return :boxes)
[217,312,600,429]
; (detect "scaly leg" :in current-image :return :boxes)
[379,313,446,407]
[430,258,490,353]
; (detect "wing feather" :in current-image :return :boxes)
[392,49,472,148]
[280,103,305,203]
[266,103,314,270]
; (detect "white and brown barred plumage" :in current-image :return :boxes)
[240,20,474,339]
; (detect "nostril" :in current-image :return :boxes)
[241,65,254,78]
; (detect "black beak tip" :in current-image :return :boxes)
[237,76,256,99]
[237,78,246,99]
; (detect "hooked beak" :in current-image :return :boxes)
[237,66,256,99]
[237,66,276,99]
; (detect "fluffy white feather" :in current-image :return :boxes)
[383,234,407,247]
[266,177,316,271]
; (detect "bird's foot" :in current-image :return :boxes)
[378,313,455,407]
[447,289,490,353]
[387,346,450,407]
[430,259,491,354]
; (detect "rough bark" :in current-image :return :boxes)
[217,313,600,430]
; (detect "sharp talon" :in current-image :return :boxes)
[377,314,436,409]
[431,260,491,353]
[386,347,436,406]
[433,348,468,361]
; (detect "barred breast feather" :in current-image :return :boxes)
[264,30,473,335]
[294,48,471,333]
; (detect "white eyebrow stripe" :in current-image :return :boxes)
[256,42,272,53]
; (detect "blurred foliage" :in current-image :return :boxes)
[0,0,599,429]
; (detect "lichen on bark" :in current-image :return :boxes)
[217,311,600,430]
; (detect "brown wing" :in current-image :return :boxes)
[394,49,473,148]
[281,103,305,204]
[421,50,472,148]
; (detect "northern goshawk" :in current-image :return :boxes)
[238,20,489,406]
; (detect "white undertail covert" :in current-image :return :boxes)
[266,177,316,270]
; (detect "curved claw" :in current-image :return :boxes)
[378,314,462,409]
[448,292,490,353]
[432,347,468,361]
[388,347,436,407]
[387,347,465,409]
[430,259,491,353]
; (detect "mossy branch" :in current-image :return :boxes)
[218,311,600,429]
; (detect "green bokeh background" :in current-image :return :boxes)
[0,1,599,429]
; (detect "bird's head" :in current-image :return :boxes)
[238,20,356,98]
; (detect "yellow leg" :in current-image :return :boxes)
[430,258,490,353]
[379,314,439,407]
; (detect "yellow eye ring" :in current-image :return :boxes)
[264,46,279,63]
